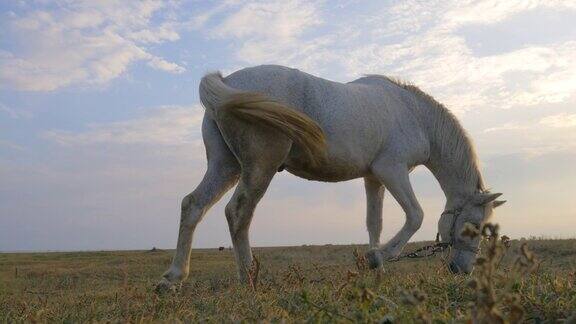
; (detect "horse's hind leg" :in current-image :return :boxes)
[366,162,424,268]
[219,122,291,283]
[364,177,385,249]
[225,164,280,283]
[156,117,240,293]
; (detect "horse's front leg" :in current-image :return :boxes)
[364,177,385,249]
[366,163,423,269]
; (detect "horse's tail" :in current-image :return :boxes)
[199,72,327,166]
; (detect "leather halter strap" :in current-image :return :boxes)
[440,207,481,254]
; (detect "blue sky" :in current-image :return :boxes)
[1,0,575,251]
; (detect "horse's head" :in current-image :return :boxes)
[438,192,506,274]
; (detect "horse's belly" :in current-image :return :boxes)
[284,151,369,182]
[283,124,383,182]
[284,165,363,182]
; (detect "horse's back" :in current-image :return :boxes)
[222,65,429,181]
[224,65,398,132]
[224,65,414,122]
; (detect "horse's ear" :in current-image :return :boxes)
[493,200,506,208]
[474,192,502,205]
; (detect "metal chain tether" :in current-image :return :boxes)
[387,208,463,262]
[387,241,451,262]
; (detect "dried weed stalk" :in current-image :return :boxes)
[467,223,537,324]
[246,255,261,292]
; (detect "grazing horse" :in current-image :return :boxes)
[156,65,505,292]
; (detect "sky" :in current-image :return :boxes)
[1,0,575,252]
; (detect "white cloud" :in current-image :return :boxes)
[189,0,239,30]
[212,0,321,39]
[443,0,576,28]
[483,122,528,133]
[540,113,576,128]
[195,0,576,114]
[44,106,204,146]
[366,0,448,37]
[127,23,180,44]
[0,139,25,151]
[337,3,576,113]
[147,56,186,74]
[209,0,322,64]
[4,0,576,251]
[0,1,185,91]
[193,0,576,160]
[478,111,576,157]
[0,102,33,119]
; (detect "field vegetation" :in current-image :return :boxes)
[1,225,575,322]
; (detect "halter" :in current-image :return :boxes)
[388,204,481,262]
[440,207,481,253]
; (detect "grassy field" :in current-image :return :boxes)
[1,231,575,322]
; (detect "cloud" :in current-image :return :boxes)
[194,0,576,114]
[212,0,321,39]
[483,122,528,133]
[147,57,186,74]
[540,113,576,128]
[3,0,576,252]
[189,0,239,30]
[0,102,33,119]
[478,109,576,157]
[0,1,185,91]
[0,139,25,151]
[443,0,576,28]
[127,22,180,44]
[44,105,204,146]
[1,115,209,251]
[337,3,576,113]
[208,0,323,64]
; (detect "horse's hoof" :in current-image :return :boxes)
[366,249,383,269]
[154,277,180,295]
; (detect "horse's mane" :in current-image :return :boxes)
[365,75,485,192]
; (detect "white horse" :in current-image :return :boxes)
[156,65,505,292]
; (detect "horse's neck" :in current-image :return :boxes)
[426,159,477,209]
[423,126,483,209]
[375,76,483,209]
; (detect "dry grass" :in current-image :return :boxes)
[1,232,575,322]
